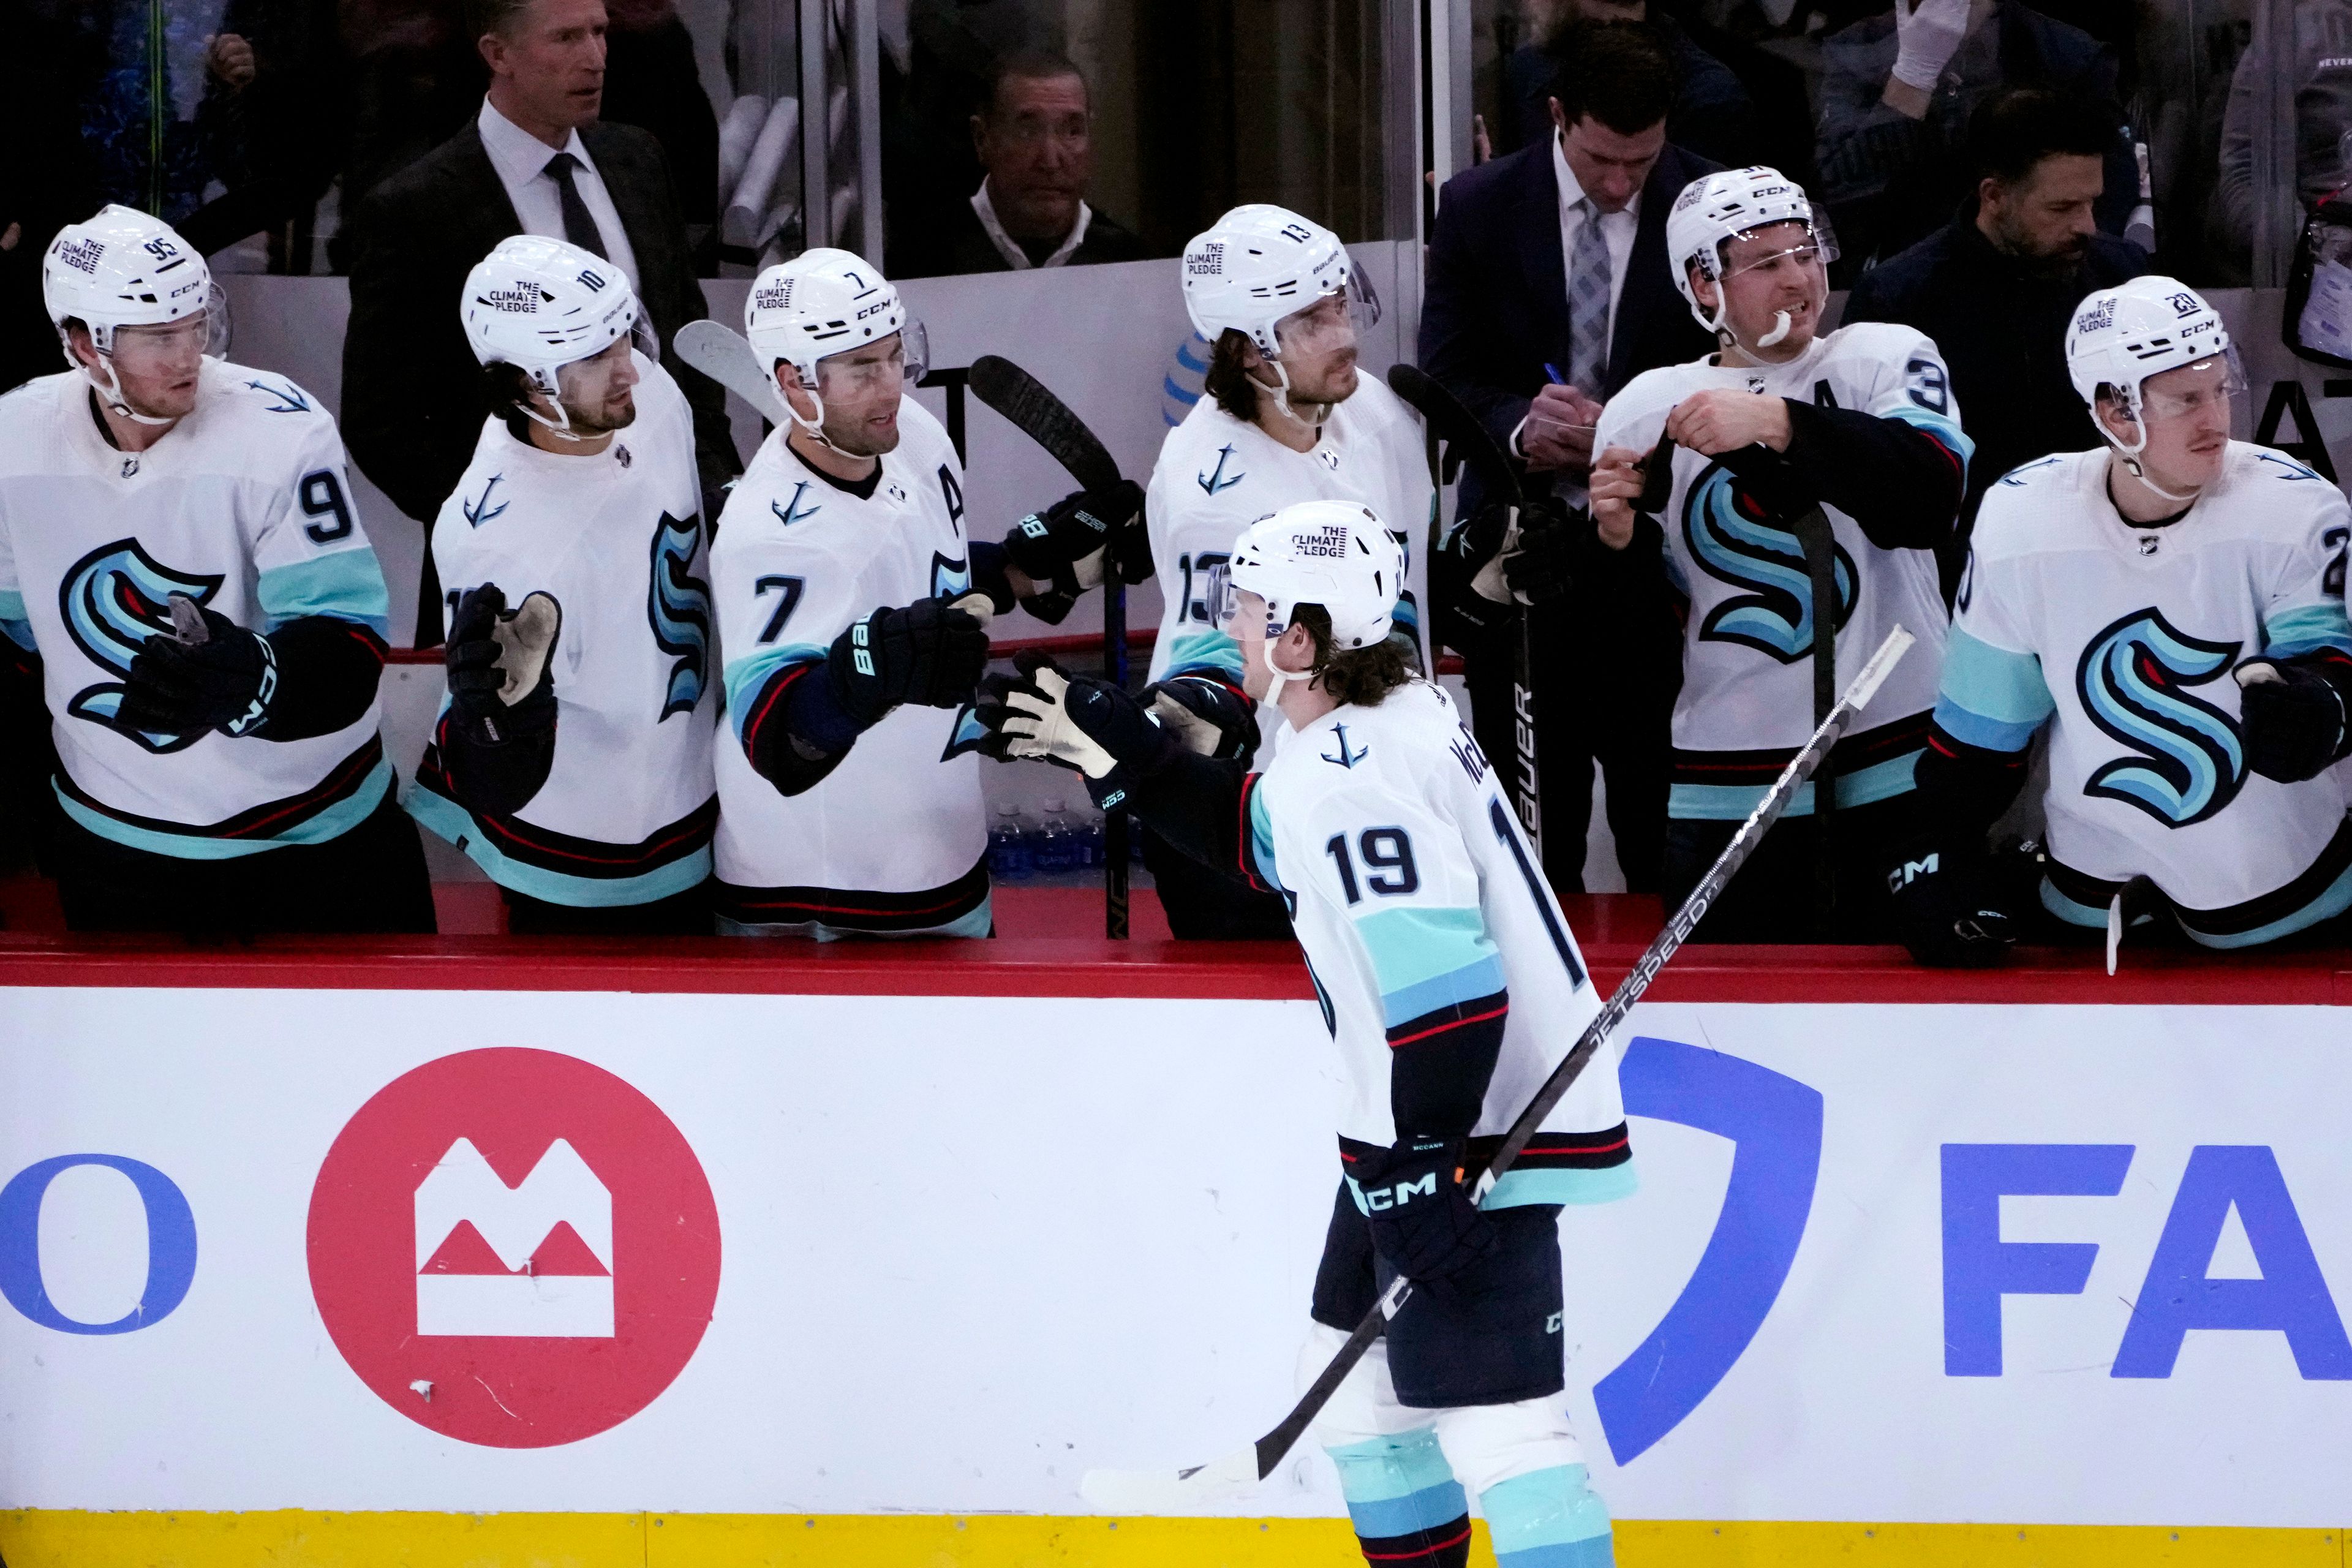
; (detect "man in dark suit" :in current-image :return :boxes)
[341,0,738,644]
[1421,22,1717,895]
[1841,86,2146,590]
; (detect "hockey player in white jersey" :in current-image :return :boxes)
[978,502,1630,1568]
[0,206,429,934]
[404,236,718,935]
[1891,277,2352,962]
[1589,166,1972,941]
[710,248,1141,937]
[1144,203,1433,937]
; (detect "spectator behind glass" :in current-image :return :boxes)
[2216,0,2352,261]
[341,0,739,644]
[893,49,1144,277]
[1842,87,2147,587]
[1501,0,1758,170]
[1814,0,2138,275]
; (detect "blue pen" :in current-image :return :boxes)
[1543,363,1566,384]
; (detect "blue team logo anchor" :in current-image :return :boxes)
[2075,608,2245,827]
[461,473,507,529]
[1320,722,1368,769]
[1197,444,1245,496]
[243,378,312,414]
[58,540,224,753]
[774,481,823,529]
[646,513,710,720]
[1682,463,1856,664]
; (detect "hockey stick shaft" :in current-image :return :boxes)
[1238,625,1916,1482]
[1103,576,1131,938]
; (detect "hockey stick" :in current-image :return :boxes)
[966,355,1131,938]
[1079,622,1917,1513]
[1384,365,1542,860]
[674,318,790,426]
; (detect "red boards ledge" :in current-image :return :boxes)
[0,931,2342,1005]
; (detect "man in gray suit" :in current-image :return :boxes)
[342,0,739,644]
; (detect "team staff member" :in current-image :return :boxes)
[0,207,429,935]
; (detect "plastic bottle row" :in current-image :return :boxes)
[987,799,1142,881]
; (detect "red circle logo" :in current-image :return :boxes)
[307,1048,722,1447]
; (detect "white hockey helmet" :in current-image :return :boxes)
[1665,167,1833,336]
[1208,501,1402,699]
[42,205,226,423]
[1181,204,1379,359]
[461,235,645,439]
[2065,276,2236,419]
[744,247,928,386]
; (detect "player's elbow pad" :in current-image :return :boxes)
[742,660,858,796]
[1387,989,1509,1140]
[255,616,388,741]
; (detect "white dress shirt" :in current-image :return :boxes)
[971,178,1093,270]
[1509,131,1642,462]
[477,97,643,292]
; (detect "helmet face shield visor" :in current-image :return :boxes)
[2135,349,2247,421]
[1204,561,1276,642]
[815,322,928,398]
[1716,223,1838,284]
[106,281,231,374]
[1272,268,1380,358]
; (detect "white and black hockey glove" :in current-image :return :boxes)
[826,598,991,726]
[1351,1137,1499,1303]
[1144,671,1260,760]
[446,584,562,747]
[2237,654,2352,783]
[975,651,1175,778]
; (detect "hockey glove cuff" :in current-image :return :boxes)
[1144,672,1260,760]
[118,597,277,737]
[2237,655,2352,782]
[447,585,561,747]
[1352,1137,1499,1301]
[1885,839,2018,968]
[828,598,992,726]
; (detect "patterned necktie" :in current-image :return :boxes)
[1567,197,1611,396]
[543,151,609,260]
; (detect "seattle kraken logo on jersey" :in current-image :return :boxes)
[930,551,972,600]
[773,481,823,529]
[243,377,311,414]
[1321,722,1368,768]
[461,473,507,529]
[59,540,224,752]
[2075,608,2245,827]
[1197,443,1245,496]
[1682,463,1856,663]
[646,513,710,721]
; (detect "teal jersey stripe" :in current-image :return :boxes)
[2181,858,2352,950]
[54,757,391,860]
[1885,403,1976,477]
[1354,905,1502,1026]
[723,643,826,739]
[2263,600,2352,660]
[0,597,31,650]
[1382,953,1509,1028]
[405,783,711,908]
[1342,1481,1471,1541]
[1932,695,2045,753]
[1248,783,1280,891]
[257,550,392,640]
[1485,1161,1638,1209]
[1940,625,2054,724]
[1480,1465,1612,1559]
[1670,748,1920,821]
[1165,628,1244,681]
[2037,875,2109,931]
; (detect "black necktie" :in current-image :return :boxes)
[543,151,609,260]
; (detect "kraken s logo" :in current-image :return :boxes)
[1682,462,1856,663]
[2075,608,2244,827]
[59,540,224,752]
[646,512,711,721]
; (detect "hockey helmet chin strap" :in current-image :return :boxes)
[75,345,178,428]
[1261,357,1331,435]
[514,368,593,443]
[1258,629,1311,707]
[2099,394,2201,506]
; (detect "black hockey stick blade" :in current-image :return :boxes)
[1079,626,1918,1513]
[968,355,1123,494]
[1385,364,1523,507]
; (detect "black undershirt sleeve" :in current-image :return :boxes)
[1770,400,1967,551]
[258,616,389,742]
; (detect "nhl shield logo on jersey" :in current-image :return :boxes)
[647,513,710,721]
[2075,608,2246,827]
[1682,464,1856,663]
[58,539,225,753]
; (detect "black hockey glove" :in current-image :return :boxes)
[1143,671,1260,760]
[118,597,276,737]
[446,584,561,747]
[1352,1137,1498,1302]
[2237,655,2352,783]
[1447,496,1577,606]
[827,597,990,726]
[1001,481,1147,622]
[1885,842,2017,968]
[975,650,1175,778]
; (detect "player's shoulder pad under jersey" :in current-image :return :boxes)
[1970,449,2098,559]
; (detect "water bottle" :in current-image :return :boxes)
[988,803,1033,881]
[1034,798,1077,876]
[1073,805,1104,868]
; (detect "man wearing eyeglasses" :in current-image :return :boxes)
[892,49,1145,280]
[1887,279,2352,965]
[1588,166,1972,943]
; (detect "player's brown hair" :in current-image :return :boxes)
[1292,605,1413,707]
[1203,328,1264,423]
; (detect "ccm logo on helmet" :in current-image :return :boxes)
[55,239,104,275]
